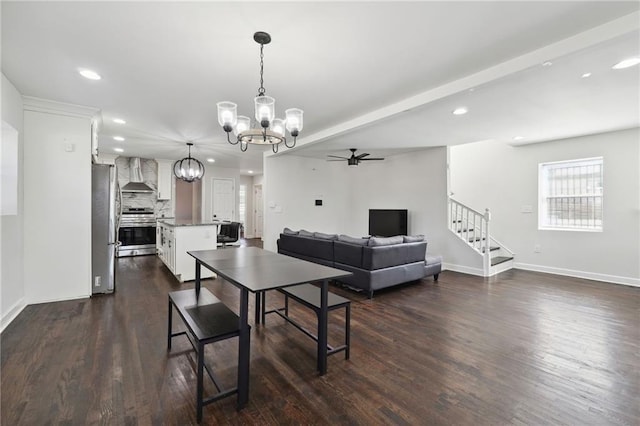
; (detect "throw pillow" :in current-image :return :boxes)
[298,229,314,237]
[338,234,369,246]
[368,236,404,246]
[403,235,425,243]
[314,232,338,240]
[283,227,299,235]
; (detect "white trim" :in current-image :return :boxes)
[27,294,90,306]
[22,96,100,119]
[1,298,27,333]
[442,263,484,277]
[490,259,515,276]
[514,262,640,288]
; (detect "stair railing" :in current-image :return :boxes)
[448,197,491,273]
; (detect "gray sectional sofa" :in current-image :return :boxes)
[277,229,442,298]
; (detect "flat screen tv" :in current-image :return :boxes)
[368,209,408,237]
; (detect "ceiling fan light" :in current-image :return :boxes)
[217,102,238,130]
[285,108,304,134]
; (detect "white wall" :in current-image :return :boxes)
[263,148,481,269]
[450,128,640,286]
[23,98,96,304]
[1,73,25,330]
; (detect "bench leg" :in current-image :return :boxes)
[434,273,439,281]
[197,341,204,423]
[261,291,266,324]
[167,298,173,350]
[345,304,351,360]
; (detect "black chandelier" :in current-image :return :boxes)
[173,143,205,182]
[217,31,303,153]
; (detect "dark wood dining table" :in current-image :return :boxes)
[187,247,352,409]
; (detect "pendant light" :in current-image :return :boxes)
[217,31,303,153]
[173,143,205,182]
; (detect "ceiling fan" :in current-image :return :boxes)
[327,148,385,166]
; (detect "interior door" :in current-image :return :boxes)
[212,178,235,221]
[254,184,263,239]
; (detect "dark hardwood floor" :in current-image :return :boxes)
[2,239,639,425]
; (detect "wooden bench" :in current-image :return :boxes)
[168,288,241,423]
[261,284,351,360]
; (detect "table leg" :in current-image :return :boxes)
[167,298,172,350]
[237,288,250,409]
[254,292,261,324]
[317,279,329,375]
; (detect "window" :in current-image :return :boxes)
[238,184,247,227]
[539,157,603,231]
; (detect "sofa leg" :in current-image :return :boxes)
[434,273,439,281]
[368,290,374,299]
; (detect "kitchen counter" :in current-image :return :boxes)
[157,218,226,227]
[156,221,220,282]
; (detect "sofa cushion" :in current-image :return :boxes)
[338,234,369,246]
[283,227,299,235]
[298,229,314,238]
[314,232,338,240]
[334,241,364,268]
[368,236,404,247]
[403,235,425,243]
[278,233,334,261]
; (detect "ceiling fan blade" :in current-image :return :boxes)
[327,155,349,159]
[327,159,346,162]
[355,152,370,159]
[360,158,385,161]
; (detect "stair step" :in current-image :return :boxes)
[482,246,500,253]
[491,256,514,266]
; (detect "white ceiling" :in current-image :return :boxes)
[2,2,639,174]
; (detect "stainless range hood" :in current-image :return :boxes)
[121,158,154,193]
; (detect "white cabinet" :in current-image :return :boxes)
[156,159,173,200]
[156,221,218,282]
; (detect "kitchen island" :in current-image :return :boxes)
[156,219,224,282]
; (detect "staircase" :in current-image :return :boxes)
[448,197,515,277]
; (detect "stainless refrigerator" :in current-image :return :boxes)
[92,164,120,294]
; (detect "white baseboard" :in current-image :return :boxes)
[514,262,640,287]
[1,298,27,333]
[28,294,90,305]
[443,263,484,277]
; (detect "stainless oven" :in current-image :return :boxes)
[117,208,156,257]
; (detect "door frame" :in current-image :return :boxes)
[253,184,263,239]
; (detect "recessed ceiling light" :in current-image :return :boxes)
[612,57,640,69]
[513,136,525,141]
[113,136,125,141]
[113,118,126,124]
[581,72,592,78]
[542,61,553,67]
[114,148,124,153]
[248,170,254,174]
[452,107,468,115]
[79,69,101,80]
[207,158,215,163]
